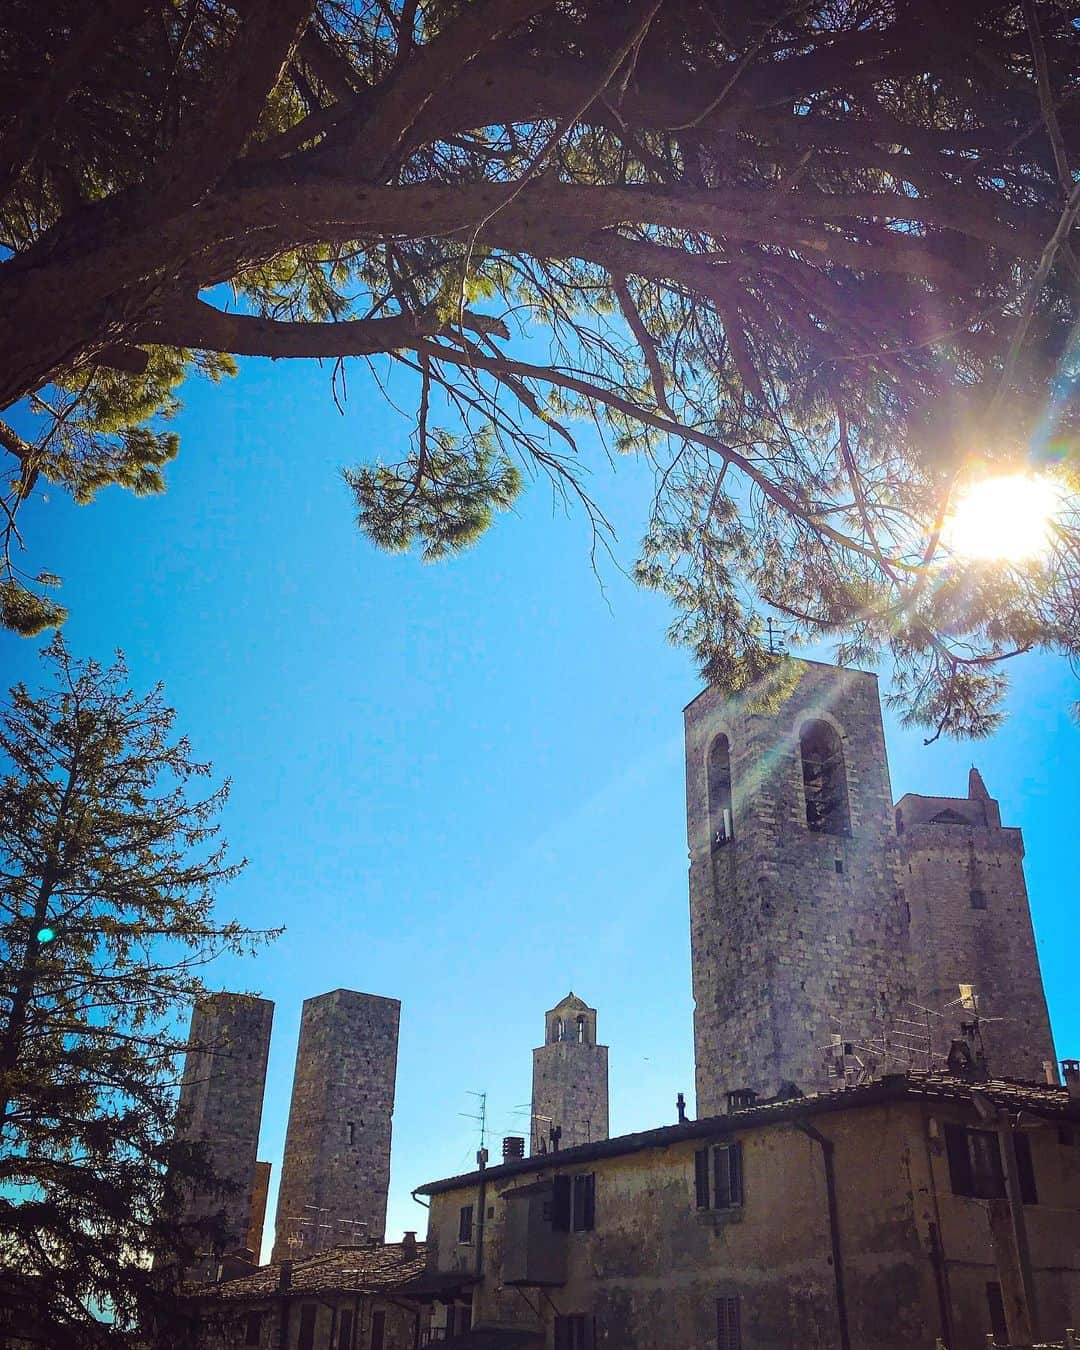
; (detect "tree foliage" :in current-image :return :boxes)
[0,638,277,1348]
[0,0,1077,732]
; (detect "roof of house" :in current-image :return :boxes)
[415,1072,1079,1196]
[194,1242,428,1301]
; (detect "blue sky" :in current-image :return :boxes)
[3,352,1076,1252]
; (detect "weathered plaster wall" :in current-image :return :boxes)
[685,663,915,1108]
[176,993,274,1256]
[272,989,400,1260]
[427,1099,1080,1350]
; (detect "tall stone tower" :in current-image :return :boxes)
[271,989,400,1261]
[897,769,1057,1081]
[686,661,914,1113]
[531,992,608,1154]
[174,993,273,1264]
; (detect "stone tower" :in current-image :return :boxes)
[174,993,273,1264]
[271,989,400,1261]
[686,661,914,1113]
[531,992,609,1154]
[897,768,1057,1081]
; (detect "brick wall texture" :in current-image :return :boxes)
[897,780,1057,1081]
[686,660,1057,1114]
[686,663,915,1112]
[175,993,273,1254]
[271,989,399,1261]
[531,994,608,1154]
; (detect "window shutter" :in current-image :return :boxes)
[582,1174,596,1231]
[552,1175,571,1232]
[554,1317,569,1350]
[728,1142,743,1206]
[337,1309,353,1350]
[695,1147,709,1209]
[1013,1133,1038,1205]
[717,1296,741,1350]
[944,1124,974,1196]
[713,1145,732,1208]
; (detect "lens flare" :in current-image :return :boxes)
[944,473,1062,563]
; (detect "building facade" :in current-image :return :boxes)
[417,1074,1080,1350]
[190,1240,427,1350]
[685,662,915,1110]
[898,769,1058,1083]
[175,993,274,1267]
[272,989,401,1261]
[531,994,609,1155]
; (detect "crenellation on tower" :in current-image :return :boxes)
[271,988,399,1262]
[174,992,273,1270]
[897,769,1056,1081]
[531,992,609,1154]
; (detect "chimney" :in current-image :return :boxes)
[726,1088,757,1114]
[401,1231,417,1259]
[277,1260,292,1294]
[676,1092,687,1125]
[1062,1060,1080,1101]
[502,1135,525,1161]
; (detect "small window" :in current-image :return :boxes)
[554,1314,595,1350]
[708,735,734,848]
[244,1311,262,1347]
[347,1120,355,1146]
[800,721,850,835]
[371,1310,386,1350]
[945,1125,1004,1199]
[577,1015,586,1044]
[717,1295,742,1350]
[551,1174,595,1232]
[834,859,843,874]
[297,1305,317,1350]
[986,1282,1007,1346]
[695,1142,743,1210]
[552,1016,565,1043]
[337,1308,353,1350]
[458,1204,474,1243]
[970,888,987,910]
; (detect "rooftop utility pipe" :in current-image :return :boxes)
[795,1121,851,1350]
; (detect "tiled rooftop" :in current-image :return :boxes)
[197,1241,428,1300]
[416,1072,1079,1196]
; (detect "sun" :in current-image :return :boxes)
[944,472,1062,563]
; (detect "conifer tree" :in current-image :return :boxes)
[0,638,278,1348]
[0,1,1077,732]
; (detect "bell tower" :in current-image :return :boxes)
[685,661,914,1114]
[531,993,608,1154]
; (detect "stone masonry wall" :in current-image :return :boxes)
[271,989,399,1261]
[531,995,609,1154]
[176,993,273,1255]
[898,787,1057,1081]
[686,662,915,1112]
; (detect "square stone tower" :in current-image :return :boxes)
[271,989,400,1261]
[174,992,273,1263]
[897,768,1057,1081]
[686,661,915,1113]
[531,992,609,1154]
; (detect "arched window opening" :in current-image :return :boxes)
[708,735,734,848]
[576,1015,586,1044]
[551,1016,564,1043]
[800,721,850,836]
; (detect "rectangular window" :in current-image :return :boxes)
[370,1309,386,1350]
[986,1282,1007,1346]
[554,1314,595,1350]
[970,888,987,910]
[297,1305,318,1350]
[458,1204,474,1243]
[944,1125,1037,1203]
[716,1296,742,1350]
[552,1174,595,1232]
[695,1143,743,1210]
[571,1173,595,1231]
[243,1311,262,1347]
[337,1309,353,1350]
